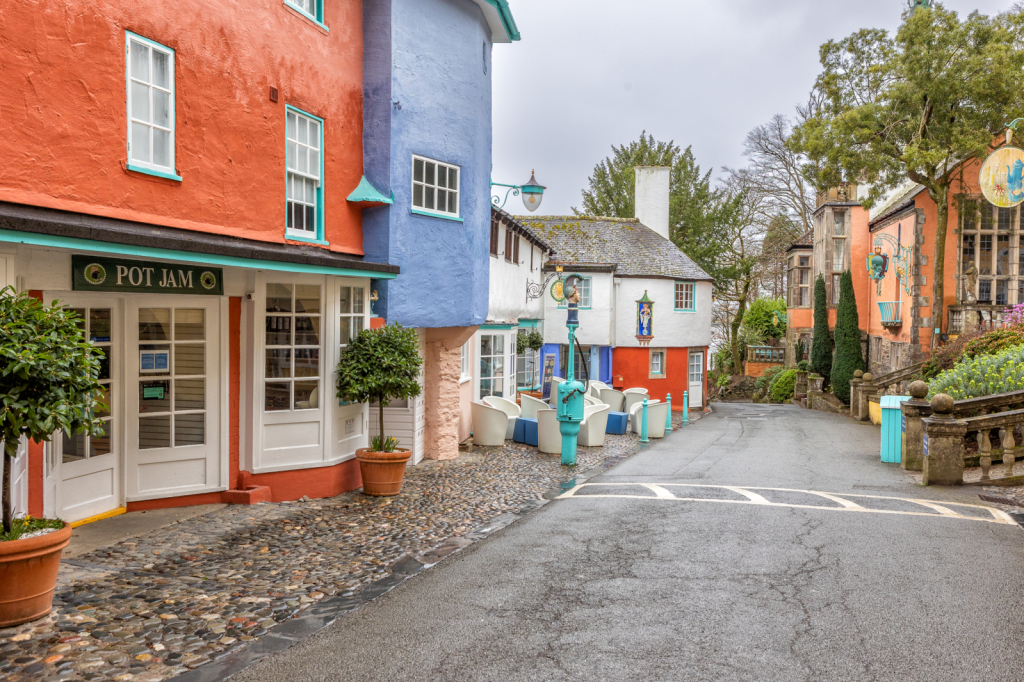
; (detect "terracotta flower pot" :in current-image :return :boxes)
[0,522,72,628]
[356,448,412,496]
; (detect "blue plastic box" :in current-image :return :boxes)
[606,411,628,435]
[514,417,539,446]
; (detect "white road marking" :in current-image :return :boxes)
[556,483,1019,525]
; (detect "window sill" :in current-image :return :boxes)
[127,164,182,182]
[460,375,472,384]
[411,208,464,223]
[285,234,330,246]
[673,308,697,313]
[283,1,330,33]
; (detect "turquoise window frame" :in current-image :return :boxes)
[283,0,328,31]
[125,32,180,182]
[674,280,696,312]
[284,104,327,245]
[557,277,592,310]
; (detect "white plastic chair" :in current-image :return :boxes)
[584,395,601,407]
[548,377,566,406]
[483,396,520,440]
[590,381,610,393]
[646,402,669,439]
[599,388,625,412]
[520,394,548,420]
[622,390,650,415]
[628,399,661,433]
[472,401,509,447]
[537,409,562,454]
[579,404,610,447]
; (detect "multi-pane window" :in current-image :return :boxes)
[480,334,504,398]
[674,281,695,311]
[64,309,114,462]
[504,228,514,263]
[339,286,365,349]
[787,253,812,308]
[461,342,471,382]
[650,349,666,378]
[265,284,322,411]
[832,274,842,304]
[959,200,1021,306]
[126,35,175,176]
[830,211,848,305]
[286,109,322,239]
[412,156,460,217]
[513,235,520,264]
[559,277,592,308]
[286,0,323,23]
[137,308,207,449]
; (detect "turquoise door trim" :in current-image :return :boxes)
[517,319,539,328]
[0,229,398,279]
[284,104,327,244]
[480,323,514,330]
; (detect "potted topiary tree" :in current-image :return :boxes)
[336,323,423,496]
[0,288,104,627]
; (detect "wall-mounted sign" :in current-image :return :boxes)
[140,350,170,373]
[979,146,1024,208]
[73,256,223,295]
[541,354,556,400]
[143,384,166,400]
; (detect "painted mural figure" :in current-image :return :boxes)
[638,303,652,336]
[1008,159,1024,203]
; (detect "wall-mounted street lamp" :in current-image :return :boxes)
[491,170,546,212]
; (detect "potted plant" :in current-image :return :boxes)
[0,288,104,627]
[336,323,423,496]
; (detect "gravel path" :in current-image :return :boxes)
[0,422,673,682]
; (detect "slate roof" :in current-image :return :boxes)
[516,215,713,281]
[787,229,813,251]
[492,206,552,252]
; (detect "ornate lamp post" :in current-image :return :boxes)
[555,273,587,466]
[491,170,546,212]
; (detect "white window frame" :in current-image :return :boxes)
[674,281,695,312]
[460,342,472,384]
[285,106,324,242]
[650,348,667,379]
[125,33,178,180]
[558,277,592,309]
[412,155,461,220]
[479,333,505,398]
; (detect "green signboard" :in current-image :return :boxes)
[72,256,223,295]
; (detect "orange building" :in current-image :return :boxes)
[0,0,400,523]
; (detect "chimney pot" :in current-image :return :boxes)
[635,166,670,240]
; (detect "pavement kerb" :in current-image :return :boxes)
[166,417,701,682]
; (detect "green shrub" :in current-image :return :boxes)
[756,365,784,391]
[810,275,832,384]
[927,343,1024,400]
[961,327,1024,361]
[923,328,1023,380]
[797,360,809,371]
[742,297,787,341]
[830,271,865,404]
[770,369,798,402]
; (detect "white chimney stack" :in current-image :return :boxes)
[634,166,670,240]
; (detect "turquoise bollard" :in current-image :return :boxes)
[666,393,673,432]
[683,391,689,423]
[640,398,649,443]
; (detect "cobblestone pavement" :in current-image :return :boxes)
[0,418,696,682]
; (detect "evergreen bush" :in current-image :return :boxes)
[810,275,832,386]
[830,271,865,404]
[756,365,784,391]
[741,297,787,341]
[770,369,798,403]
[927,343,1024,400]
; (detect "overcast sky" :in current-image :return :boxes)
[491,0,1011,216]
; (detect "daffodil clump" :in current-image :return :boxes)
[927,343,1024,400]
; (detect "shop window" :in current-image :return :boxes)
[286,107,324,241]
[480,334,504,398]
[64,308,114,462]
[126,33,178,180]
[285,0,324,25]
[264,283,322,411]
[338,285,365,349]
[674,281,695,311]
[412,155,460,219]
[650,349,666,379]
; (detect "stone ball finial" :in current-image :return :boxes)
[863,373,874,382]
[909,380,929,400]
[854,370,863,378]
[931,393,954,414]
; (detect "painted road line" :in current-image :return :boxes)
[556,483,1018,525]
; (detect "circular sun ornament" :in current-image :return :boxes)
[83,263,107,285]
[550,279,565,303]
[979,146,1024,208]
[200,271,218,290]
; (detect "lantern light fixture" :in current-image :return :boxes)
[491,170,547,212]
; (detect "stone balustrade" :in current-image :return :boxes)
[850,361,926,422]
[900,380,1024,485]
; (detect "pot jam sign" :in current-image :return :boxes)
[73,256,223,295]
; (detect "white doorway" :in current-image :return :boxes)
[688,351,705,409]
[125,299,225,501]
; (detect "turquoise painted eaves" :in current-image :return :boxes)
[346,175,394,206]
[472,0,520,42]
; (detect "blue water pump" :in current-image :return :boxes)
[557,274,588,466]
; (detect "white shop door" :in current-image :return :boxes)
[42,301,121,523]
[688,351,705,409]
[126,300,223,501]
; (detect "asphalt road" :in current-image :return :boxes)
[234,403,1024,681]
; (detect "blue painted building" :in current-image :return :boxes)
[358,0,519,460]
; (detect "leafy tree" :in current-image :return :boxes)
[810,275,833,385]
[336,324,423,453]
[575,131,721,247]
[741,297,788,341]
[831,271,866,403]
[1,289,104,535]
[793,4,1024,348]
[757,214,803,299]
